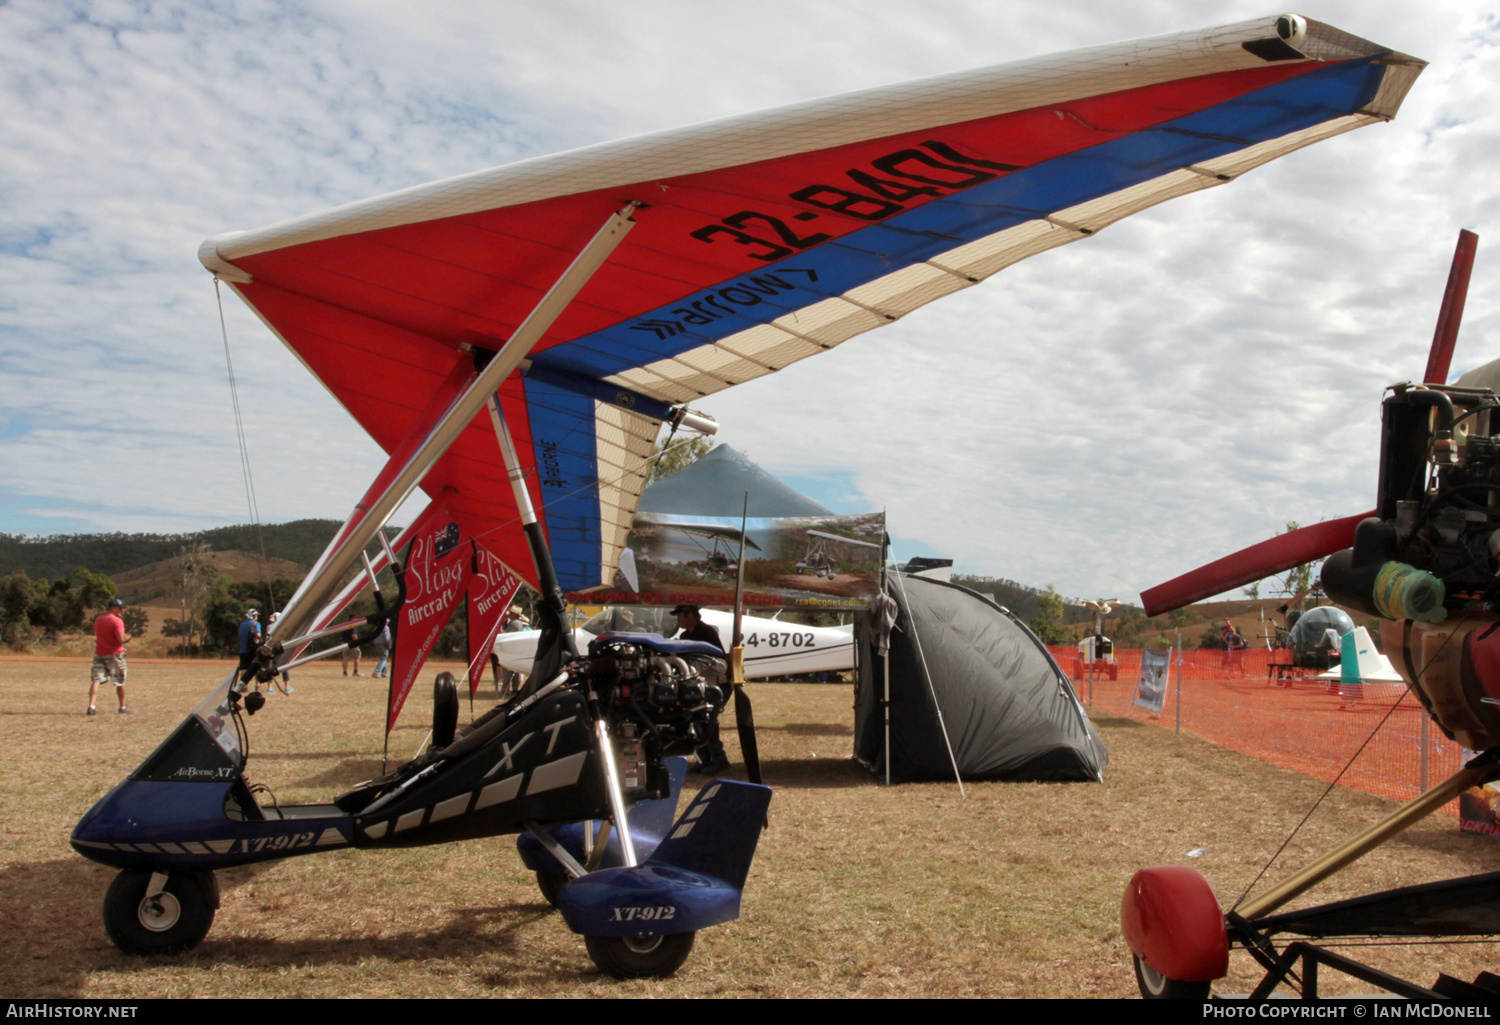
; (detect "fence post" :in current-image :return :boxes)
[1420,713,1430,793]
[1175,631,1183,736]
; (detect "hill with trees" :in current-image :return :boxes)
[0,520,343,581]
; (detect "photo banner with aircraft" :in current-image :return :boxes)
[569,511,887,610]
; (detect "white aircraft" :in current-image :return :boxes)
[491,607,853,679]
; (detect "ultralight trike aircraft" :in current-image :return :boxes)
[1124,231,1500,1000]
[71,13,1423,979]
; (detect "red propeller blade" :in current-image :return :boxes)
[1423,229,1479,385]
[1140,511,1374,616]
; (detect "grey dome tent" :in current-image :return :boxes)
[640,444,833,518]
[855,574,1108,783]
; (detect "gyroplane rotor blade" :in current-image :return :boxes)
[1423,229,1479,385]
[1142,230,1480,617]
[1140,511,1373,617]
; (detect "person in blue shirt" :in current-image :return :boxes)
[237,609,262,678]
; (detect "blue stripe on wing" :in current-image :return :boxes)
[537,58,1384,381]
[519,374,605,592]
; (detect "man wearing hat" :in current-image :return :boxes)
[87,597,131,715]
[669,605,729,773]
[670,604,723,652]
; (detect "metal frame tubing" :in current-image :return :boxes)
[1239,757,1500,920]
[265,204,637,643]
[487,391,635,866]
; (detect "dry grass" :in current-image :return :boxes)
[3,656,1497,998]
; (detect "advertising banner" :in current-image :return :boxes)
[572,510,886,610]
[465,542,525,696]
[1134,648,1172,714]
[387,507,470,734]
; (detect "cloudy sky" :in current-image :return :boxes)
[2,0,1497,602]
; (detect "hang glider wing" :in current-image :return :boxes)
[661,522,765,551]
[806,529,882,549]
[200,15,1422,594]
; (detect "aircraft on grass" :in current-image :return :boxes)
[1122,230,1500,999]
[667,523,762,580]
[492,606,855,680]
[70,13,1422,980]
[795,529,880,580]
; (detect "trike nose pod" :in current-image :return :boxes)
[557,780,773,978]
[1120,866,1229,999]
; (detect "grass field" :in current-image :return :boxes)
[3,656,1497,998]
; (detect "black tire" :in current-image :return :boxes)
[433,672,459,749]
[1133,954,1210,1000]
[103,870,215,955]
[585,931,695,979]
[536,871,568,908]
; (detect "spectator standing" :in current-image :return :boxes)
[342,628,362,676]
[88,597,131,715]
[237,609,261,679]
[490,606,529,697]
[668,604,728,774]
[371,624,392,678]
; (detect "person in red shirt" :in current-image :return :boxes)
[88,598,132,715]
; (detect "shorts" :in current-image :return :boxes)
[91,653,127,687]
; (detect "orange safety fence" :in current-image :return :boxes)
[1049,646,1464,812]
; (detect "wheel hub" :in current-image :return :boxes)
[622,934,664,954]
[137,893,182,933]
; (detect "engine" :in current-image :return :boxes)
[583,633,729,797]
[1322,383,1500,750]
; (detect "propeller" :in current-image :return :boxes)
[1140,230,1479,616]
[730,493,763,786]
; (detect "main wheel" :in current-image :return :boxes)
[103,870,215,955]
[585,931,695,979]
[536,871,568,908]
[1133,954,1210,1000]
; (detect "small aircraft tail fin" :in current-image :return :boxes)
[646,780,772,891]
[1320,626,1403,683]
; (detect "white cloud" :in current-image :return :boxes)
[1,0,1497,603]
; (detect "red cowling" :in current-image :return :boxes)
[1140,512,1372,617]
[1120,866,1229,983]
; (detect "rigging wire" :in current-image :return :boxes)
[1231,624,1460,913]
[214,279,278,616]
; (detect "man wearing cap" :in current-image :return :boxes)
[88,598,131,715]
[670,604,723,652]
[238,609,262,678]
[669,605,729,774]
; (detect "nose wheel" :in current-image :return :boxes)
[1133,954,1211,999]
[584,931,695,978]
[103,869,217,955]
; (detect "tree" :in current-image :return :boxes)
[1028,586,1069,645]
[122,606,149,637]
[0,572,34,646]
[173,542,218,655]
[1274,521,1325,607]
[648,436,714,484]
